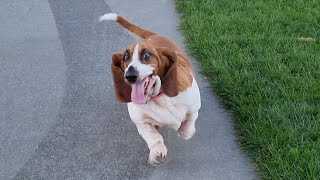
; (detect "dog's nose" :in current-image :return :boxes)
[125,66,139,84]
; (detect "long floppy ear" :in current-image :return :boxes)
[157,48,193,97]
[111,53,131,102]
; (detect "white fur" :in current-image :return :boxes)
[125,43,154,82]
[148,75,161,97]
[99,13,118,22]
[127,77,201,165]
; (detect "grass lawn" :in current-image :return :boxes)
[175,0,320,179]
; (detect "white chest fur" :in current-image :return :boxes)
[127,77,201,130]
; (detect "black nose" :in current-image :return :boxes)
[125,66,139,84]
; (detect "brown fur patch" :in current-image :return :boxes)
[111,53,131,102]
[157,47,193,97]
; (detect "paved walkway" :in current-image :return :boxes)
[0,0,257,179]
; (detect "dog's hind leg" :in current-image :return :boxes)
[177,112,198,140]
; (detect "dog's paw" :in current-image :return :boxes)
[148,143,167,166]
[178,126,196,140]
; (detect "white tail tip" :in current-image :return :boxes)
[99,13,118,22]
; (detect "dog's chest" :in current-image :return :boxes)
[147,97,187,123]
[127,78,201,129]
[128,96,188,130]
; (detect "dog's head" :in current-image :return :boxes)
[111,41,192,104]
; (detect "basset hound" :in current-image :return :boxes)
[100,13,201,166]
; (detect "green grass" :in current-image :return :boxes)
[175,0,320,179]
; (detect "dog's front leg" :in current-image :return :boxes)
[135,122,167,166]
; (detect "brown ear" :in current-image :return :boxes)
[157,48,193,97]
[111,53,131,102]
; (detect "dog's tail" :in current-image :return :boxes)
[100,13,156,39]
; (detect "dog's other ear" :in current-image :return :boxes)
[111,53,131,102]
[157,47,193,97]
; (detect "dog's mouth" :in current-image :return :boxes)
[131,75,156,104]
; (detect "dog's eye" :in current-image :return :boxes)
[143,52,150,61]
[123,54,129,61]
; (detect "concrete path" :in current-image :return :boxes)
[0,0,257,179]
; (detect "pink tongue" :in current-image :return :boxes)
[131,77,148,104]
